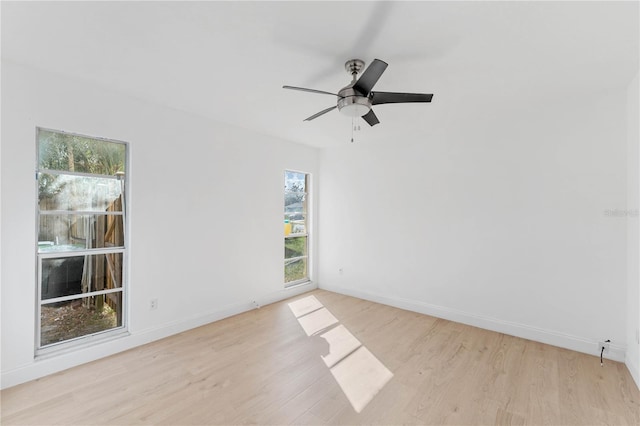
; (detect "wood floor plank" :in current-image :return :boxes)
[2,289,638,425]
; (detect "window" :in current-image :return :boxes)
[284,171,309,286]
[36,128,127,351]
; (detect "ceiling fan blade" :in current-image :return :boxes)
[371,92,433,105]
[304,105,337,121]
[283,85,342,97]
[361,109,380,127]
[352,59,388,96]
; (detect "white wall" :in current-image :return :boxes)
[318,88,630,362]
[2,58,636,389]
[0,62,319,388]
[627,72,640,388]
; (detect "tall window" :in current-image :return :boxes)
[284,171,309,286]
[36,128,127,351]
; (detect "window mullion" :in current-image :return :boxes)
[38,168,123,181]
[39,210,124,216]
[38,247,124,259]
[41,287,123,305]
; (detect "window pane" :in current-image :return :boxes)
[285,171,306,192]
[285,236,307,259]
[39,214,124,251]
[285,191,306,213]
[285,212,306,221]
[41,292,123,347]
[41,253,123,300]
[38,129,125,175]
[38,173,123,212]
[290,219,306,235]
[285,258,307,283]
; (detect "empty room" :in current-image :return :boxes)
[1,1,639,424]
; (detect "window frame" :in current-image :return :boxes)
[35,127,129,355]
[284,170,311,287]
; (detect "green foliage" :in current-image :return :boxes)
[39,130,125,175]
[285,237,307,283]
[38,130,125,201]
[285,237,306,259]
[285,258,307,283]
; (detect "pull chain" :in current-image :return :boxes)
[350,117,361,143]
[351,117,354,143]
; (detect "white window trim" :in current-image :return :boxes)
[35,127,129,355]
[284,170,311,287]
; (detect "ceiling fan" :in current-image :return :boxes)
[283,58,433,126]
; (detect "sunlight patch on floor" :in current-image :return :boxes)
[296,307,339,336]
[287,295,394,413]
[287,295,323,318]
[319,324,361,368]
[329,346,394,413]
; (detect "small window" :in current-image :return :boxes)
[284,171,309,286]
[36,128,127,351]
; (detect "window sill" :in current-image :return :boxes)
[285,279,312,289]
[285,233,308,239]
[35,328,130,360]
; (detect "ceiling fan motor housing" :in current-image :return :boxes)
[337,86,372,117]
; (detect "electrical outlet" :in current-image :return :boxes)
[150,298,158,310]
[598,340,610,353]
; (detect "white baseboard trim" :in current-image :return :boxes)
[319,284,627,363]
[626,357,640,390]
[1,282,316,390]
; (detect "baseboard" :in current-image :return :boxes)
[626,357,640,390]
[319,283,627,363]
[0,281,316,390]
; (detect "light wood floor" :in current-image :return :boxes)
[2,289,639,425]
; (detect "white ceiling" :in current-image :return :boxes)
[2,1,638,148]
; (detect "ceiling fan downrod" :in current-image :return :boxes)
[345,59,365,83]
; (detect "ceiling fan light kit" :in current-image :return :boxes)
[283,58,433,128]
[337,90,371,117]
